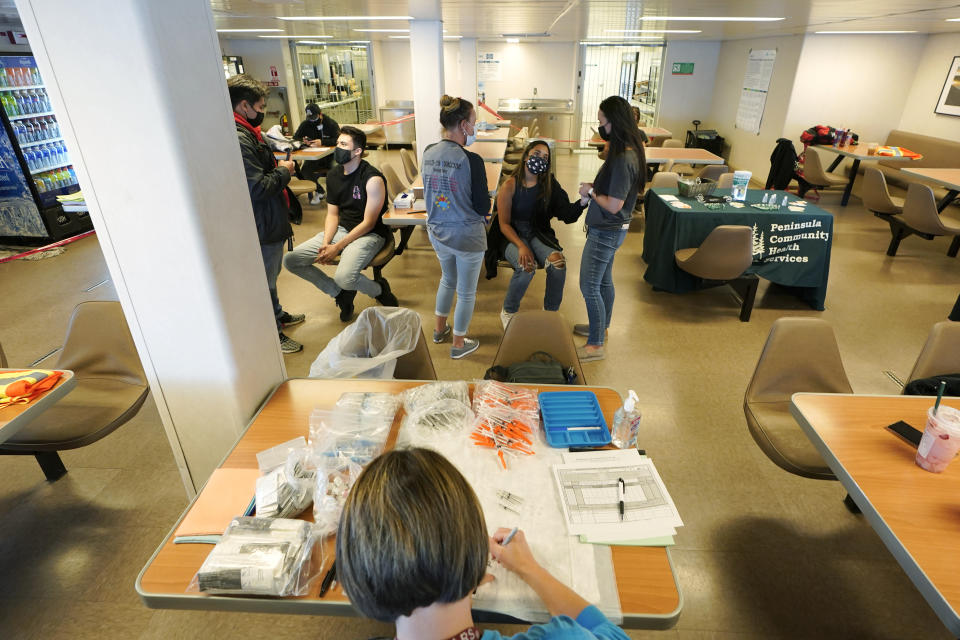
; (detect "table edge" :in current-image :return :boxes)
[0,370,76,442]
[789,392,960,635]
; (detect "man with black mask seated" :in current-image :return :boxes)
[293,103,339,204]
[227,73,304,354]
[283,126,398,323]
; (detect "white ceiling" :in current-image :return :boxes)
[211,0,960,42]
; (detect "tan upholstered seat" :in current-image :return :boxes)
[744,317,853,479]
[674,225,758,321]
[886,183,960,257]
[288,178,316,199]
[905,321,960,386]
[801,147,847,189]
[492,310,585,385]
[861,168,904,215]
[1,301,149,480]
[649,171,680,189]
[696,164,729,183]
[381,163,410,202]
[716,173,734,189]
[393,327,437,381]
[400,148,419,183]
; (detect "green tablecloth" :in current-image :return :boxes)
[641,188,833,310]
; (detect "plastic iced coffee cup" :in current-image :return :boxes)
[915,405,960,473]
[866,142,879,156]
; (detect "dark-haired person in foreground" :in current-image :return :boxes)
[575,96,647,363]
[337,448,630,640]
[226,73,304,354]
[283,126,398,322]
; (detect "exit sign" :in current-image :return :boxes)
[671,62,694,75]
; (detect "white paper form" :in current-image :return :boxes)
[553,458,683,540]
[735,49,777,134]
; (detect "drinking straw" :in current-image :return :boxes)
[934,380,947,415]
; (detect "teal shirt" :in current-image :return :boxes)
[480,606,629,640]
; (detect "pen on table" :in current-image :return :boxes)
[617,477,625,522]
[502,526,519,546]
[319,561,336,597]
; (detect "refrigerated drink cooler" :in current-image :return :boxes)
[0,54,89,244]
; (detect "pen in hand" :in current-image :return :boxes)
[617,477,625,522]
[502,526,519,546]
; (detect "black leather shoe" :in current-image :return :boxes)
[374,277,398,306]
[334,289,357,322]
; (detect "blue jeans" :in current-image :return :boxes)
[429,235,484,337]
[283,226,385,298]
[579,227,627,346]
[260,240,285,330]
[503,236,565,313]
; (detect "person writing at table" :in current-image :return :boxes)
[337,447,630,640]
[423,95,490,359]
[487,140,587,329]
[576,96,646,362]
[283,126,398,323]
[293,103,340,204]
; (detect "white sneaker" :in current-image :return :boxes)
[309,192,322,205]
[500,309,515,330]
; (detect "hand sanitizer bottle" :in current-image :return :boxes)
[611,390,642,449]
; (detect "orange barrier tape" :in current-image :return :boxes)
[0,229,96,264]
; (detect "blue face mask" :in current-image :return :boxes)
[526,154,548,175]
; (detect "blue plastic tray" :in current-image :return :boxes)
[538,391,611,448]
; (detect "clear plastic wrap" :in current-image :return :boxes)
[402,397,475,434]
[308,408,393,467]
[193,517,322,596]
[255,447,314,519]
[400,381,470,414]
[256,437,307,474]
[313,454,363,536]
[471,381,540,469]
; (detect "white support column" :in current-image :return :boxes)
[459,38,478,110]
[409,0,444,162]
[16,0,287,494]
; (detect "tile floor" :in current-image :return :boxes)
[0,148,957,638]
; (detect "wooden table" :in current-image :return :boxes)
[814,144,918,207]
[137,379,682,629]
[588,127,673,148]
[476,128,510,143]
[790,393,960,637]
[0,369,75,444]
[901,168,960,212]
[643,147,724,166]
[274,146,333,162]
[465,140,508,162]
[340,123,382,136]
[411,163,502,198]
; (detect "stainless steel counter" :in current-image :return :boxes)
[497,98,575,148]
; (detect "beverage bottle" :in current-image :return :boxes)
[16,90,27,114]
[67,166,77,184]
[31,67,40,85]
[24,119,35,142]
[36,118,46,140]
[8,92,18,115]
[39,144,50,168]
[56,142,65,164]
[611,390,642,449]
[42,174,53,191]
[4,68,14,87]
[0,69,6,88]
[26,149,37,171]
[17,67,27,86]
[34,177,44,192]
[30,90,40,113]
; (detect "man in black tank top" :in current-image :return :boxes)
[283,127,398,323]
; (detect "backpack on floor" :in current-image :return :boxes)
[484,351,573,384]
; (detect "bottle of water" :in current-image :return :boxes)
[611,390,642,449]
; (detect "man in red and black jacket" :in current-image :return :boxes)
[227,74,304,354]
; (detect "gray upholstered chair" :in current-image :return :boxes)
[649,171,680,189]
[400,148,419,183]
[886,183,960,257]
[905,321,960,387]
[674,225,758,321]
[744,317,853,480]
[716,173,734,189]
[800,147,847,192]
[393,327,437,381]
[492,310,585,385]
[0,301,149,480]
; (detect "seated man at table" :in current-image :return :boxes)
[283,126,398,322]
[293,103,339,204]
[337,447,630,640]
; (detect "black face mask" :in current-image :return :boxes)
[246,106,264,128]
[598,123,611,141]
[334,147,354,165]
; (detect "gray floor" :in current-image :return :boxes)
[0,148,956,639]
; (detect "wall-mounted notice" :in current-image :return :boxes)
[735,49,776,135]
[477,52,501,82]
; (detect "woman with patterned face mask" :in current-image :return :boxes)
[485,141,587,329]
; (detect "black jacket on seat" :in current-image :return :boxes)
[766,138,799,190]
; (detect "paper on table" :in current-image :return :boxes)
[174,468,260,538]
[660,194,679,202]
[580,534,675,547]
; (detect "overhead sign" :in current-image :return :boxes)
[671,62,694,75]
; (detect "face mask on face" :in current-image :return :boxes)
[463,122,476,146]
[598,122,611,141]
[245,104,264,128]
[526,154,548,175]
[334,147,354,165]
